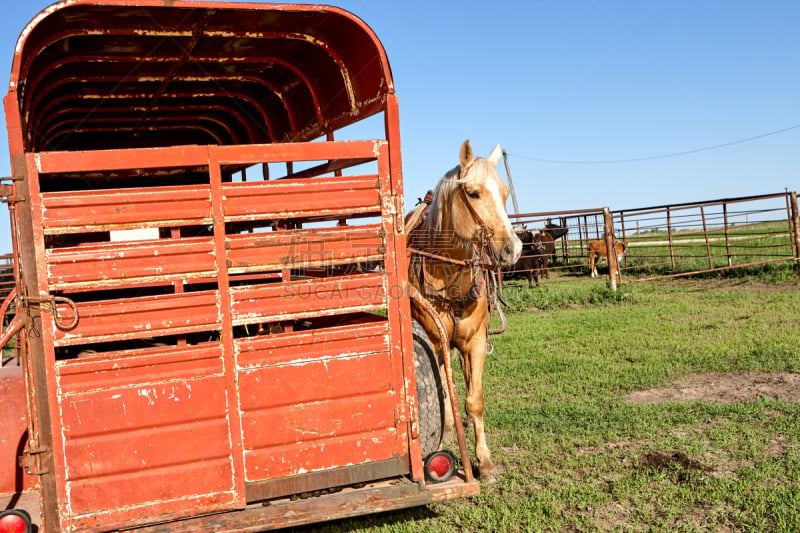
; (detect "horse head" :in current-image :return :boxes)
[439,140,522,267]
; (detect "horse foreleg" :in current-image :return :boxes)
[460,334,499,482]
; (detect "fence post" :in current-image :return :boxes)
[581,215,588,252]
[700,206,713,270]
[666,207,676,270]
[603,207,618,291]
[791,192,800,271]
[723,203,732,268]
[619,212,627,272]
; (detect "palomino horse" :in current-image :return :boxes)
[406,140,522,481]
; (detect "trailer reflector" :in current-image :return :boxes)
[424,451,456,483]
[0,510,32,533]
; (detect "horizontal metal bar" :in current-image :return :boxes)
[616,192,790,215]
[213,140,384,165]
[32,145,211,174]
[245,458,407,503]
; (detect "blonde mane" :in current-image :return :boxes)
[421,162,484,254]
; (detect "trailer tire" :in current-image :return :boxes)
[412,320,445,458]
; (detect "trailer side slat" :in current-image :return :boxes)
[47,236,217,290]
[56,342,224,394]
[229,274,385,325]
[52,290,221,346]
[242,390,397,449]
[246,428,399,481]
[222,175,380,222]
[40,184,213,234]
[238,349,392,414]
[235,322,389,370]
[226,225,382,273]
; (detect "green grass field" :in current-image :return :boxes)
[308,273,800,532]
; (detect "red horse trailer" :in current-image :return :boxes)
[0,2,478,532]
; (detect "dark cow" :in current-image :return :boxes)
[544,222,569,241]
[506,223,569,286]
[507,229,547,287]
[542,222,568,263]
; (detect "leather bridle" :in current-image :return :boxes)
[406,162,508,334]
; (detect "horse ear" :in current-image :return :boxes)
[488,144,502,166]
[459,140,473,167]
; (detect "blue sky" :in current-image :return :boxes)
[1,1,798,253]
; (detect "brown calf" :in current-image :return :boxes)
[587,240,627,278]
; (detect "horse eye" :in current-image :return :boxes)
[467,191,480,199]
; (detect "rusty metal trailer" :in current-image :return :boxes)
[0,2,478,532]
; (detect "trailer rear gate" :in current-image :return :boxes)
[3,2,478,531]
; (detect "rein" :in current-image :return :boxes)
[409,244,495,270]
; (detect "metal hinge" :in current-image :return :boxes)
[0,177,24,203]
[20,446,50,476]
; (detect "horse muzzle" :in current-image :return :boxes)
[497,236,522,267]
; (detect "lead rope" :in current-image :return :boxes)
[460,198,508,350]
[482,227,508,341]
[457,182,508,339]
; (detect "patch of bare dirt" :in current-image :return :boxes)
[642,451,706,471]
[701,449,752,480]
[590,500,634,531]
[625,371,800,404]
[767,435,789,457]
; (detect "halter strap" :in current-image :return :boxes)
[458,161,503,266]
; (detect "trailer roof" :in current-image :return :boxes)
[7,0,394,152]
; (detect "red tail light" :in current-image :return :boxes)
[424,450,456,483]
[0,510,31,533]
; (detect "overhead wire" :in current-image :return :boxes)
[506,122,800,164]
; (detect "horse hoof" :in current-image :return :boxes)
[440,430,454,445]
[479,465,501,483]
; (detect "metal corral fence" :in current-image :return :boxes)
[0,253,13,300]
[507,191,800,286]
[0,253,14,365]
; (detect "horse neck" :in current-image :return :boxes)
[422,210,473,262]
[418,214,482,306]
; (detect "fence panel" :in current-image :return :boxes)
[507,192,799,286]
